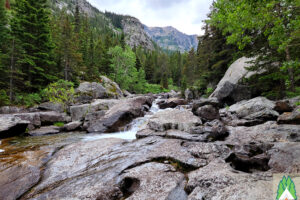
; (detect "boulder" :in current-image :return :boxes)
[210,57,259,104]
[226,97,279,124]
[0,115,29,138]
[157,98,187,109]
[192,98,220,112]
[194,105,220,121]
[38,102,64,113]
[70,99,119,121]
[63,121,82,132]
[39,111,71,125]
[28,126,61,136]
[87,96,153,133]
[75,82,107,103]
[13,113,41,130]
[277,106,300,125]
[100,76,124,98]
[147,109,202,132]
[274,100,294,113]
[0,106,25,114]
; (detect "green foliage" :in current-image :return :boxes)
[15,93,42,107]
[42,80,76,108]
[0,89,9,106]
[204,87,214,98]
[54,122,65,127]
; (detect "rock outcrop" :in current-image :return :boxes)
[0,116,29,138]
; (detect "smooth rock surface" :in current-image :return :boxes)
[148,109,202,132]
[29,126,61,136]
[194,105,220,121]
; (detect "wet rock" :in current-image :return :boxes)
[157,98,187,109]
[186,159,272,200]
[29,126,61,136]
[0,116,29,138]
[100,75,124,98]
[194,105,220,121]
[148,109,202,132]
[119,163,187,200]
[63,121,82,131]
[38,102,64,113]
[70,99,119,121]
[0,147,56,200]
[277,106,300,125]
[87,96,153,133]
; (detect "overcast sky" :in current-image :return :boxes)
[87,0,213,35]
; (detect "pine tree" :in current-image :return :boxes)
[14,0,55,91]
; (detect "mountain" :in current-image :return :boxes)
[144,26,198,52]
[52,0,196,52]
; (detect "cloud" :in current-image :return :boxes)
[87,0,213,35]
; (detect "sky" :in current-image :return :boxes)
[87,0,213,35]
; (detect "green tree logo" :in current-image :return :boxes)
[276,176,297,200]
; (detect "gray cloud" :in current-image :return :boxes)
[87,0,213,35]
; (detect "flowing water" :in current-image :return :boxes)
[0,98,163,155]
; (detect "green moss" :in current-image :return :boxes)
[54,122,65,127]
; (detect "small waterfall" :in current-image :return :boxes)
[82,98,162,141]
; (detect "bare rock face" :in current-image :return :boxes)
[0,116,29,138]
[63,121,82,132]
[194,105,220,122]
[75,82,107,103]
[38,102,64,113]
[87,96,153,133]
[148,109,202,132]
[100,76,124,99]
[122,17,155,51]
[28,126,61,136]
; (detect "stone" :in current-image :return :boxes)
[157,98,187,109]
[147,109,202,132]
[63,121,82,131]
[194,105,220,121]
[87,96,153,133]
[226,97,279,124]
[75,82,107,103]
[277,106,300,125]
[13,112,41,130]
[190,120,228,141]
[38,102,64,113]
[0,115,29,138]
[186,159,272,200]
[0,106,25,114]
[70,99,119,121]
[21,137,211,199]
[192,98,220,112]
[29,126,61,136]
[100,76,124,98]
[39,111,71,125]
[119,162,187,200]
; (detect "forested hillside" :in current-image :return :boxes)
[0,0,299,107]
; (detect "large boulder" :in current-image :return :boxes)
[0,115,29,138]
[75,82,107,103]
[100,76,124,98]
[210,57,258,104]
[70,99,119,121]
[0,106,25,114]
[38,102,64,113]
[87,96,153,133]
[39,111,71,125]
[28,126,61,136]
[194,105,220,121]
[224,97,279,125]
[147,109,202,132]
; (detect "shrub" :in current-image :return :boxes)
[0,90,9,106]
[42,80,76,110]
[54,122,65,127]
[15,93,42,107]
